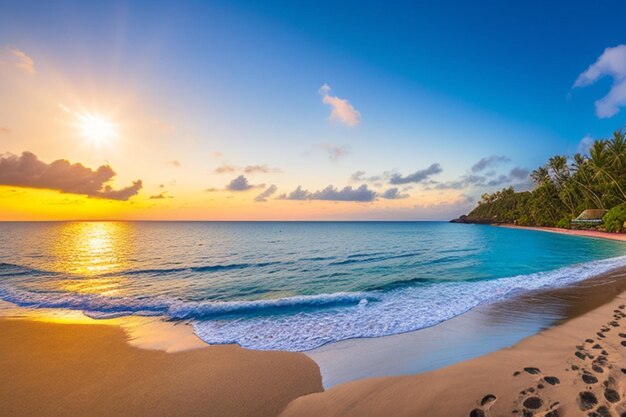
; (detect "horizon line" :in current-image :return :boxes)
[0,219,452,223]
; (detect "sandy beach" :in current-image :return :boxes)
[282,290,626,417]
[499,224,626,242]
[0,317,323,417]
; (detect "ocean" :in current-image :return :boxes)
[1,221,625,351]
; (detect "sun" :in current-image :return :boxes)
[76,113,118,146]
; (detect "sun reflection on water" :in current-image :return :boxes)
[49,222,133,296]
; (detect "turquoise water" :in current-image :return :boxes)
[1,221,625,350]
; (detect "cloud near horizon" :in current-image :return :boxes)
[509,167,530,180]
[470,155,510,173]
[574,45,626,118]
[0,152,142,200]
[319,84,361,127]
[215,164,281,174]
[226,175,262,191]
[379,187,409,199]
[244,165,282,174]
[279,184,377,202]
[149,192,173,199]
[255,184,278,202]
[215,164,237,174]
[389,163,443,185]
[5,46,35,74]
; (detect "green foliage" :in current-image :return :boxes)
[603,204,626,232]
[462,129,626,231]
[555,217,570,229]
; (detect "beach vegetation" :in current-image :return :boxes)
[460,129,626,231]
[603,204,626,232]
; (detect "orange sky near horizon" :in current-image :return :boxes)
[0,185,468,221]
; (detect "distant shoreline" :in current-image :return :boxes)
[496,223,626,242]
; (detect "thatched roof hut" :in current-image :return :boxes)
[572,209,607,224]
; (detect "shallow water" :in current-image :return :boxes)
[310,268,626,387]
[1,221,625,351]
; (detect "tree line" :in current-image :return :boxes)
[462,130,626,231]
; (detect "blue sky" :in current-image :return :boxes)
[2,0,626,220]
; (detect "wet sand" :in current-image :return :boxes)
[499,224,626,242]
[282,287,626,417]
[0,316,323,417]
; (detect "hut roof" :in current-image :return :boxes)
[574,209,607,221]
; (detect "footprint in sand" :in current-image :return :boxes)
[604,388,620,403]
[542,376,560,386]
[573,321,626,417]
[575,351,588,360]
[514,392,561,417]
[588,405,612,417]
[468,394,497,417]
[524,367,541,375]
[578,391,598,411]
[522,396,543,410]
[582,372,599,384]
[507,366,566,416]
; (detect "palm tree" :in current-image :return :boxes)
[571,153,604,209]
[531,166,551,186]
[547,155,575,214]
[589,139,626,204]
[607,130,626,172]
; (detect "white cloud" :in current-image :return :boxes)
[319,84,361,127]
[578,135,594,154]
[595,80,626,118]
[6,46,35,74]
[574,45,626,118]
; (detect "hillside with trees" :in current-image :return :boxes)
[453,130,626,232]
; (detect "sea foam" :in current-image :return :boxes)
[191,255,626,351]
[2,255,626,351]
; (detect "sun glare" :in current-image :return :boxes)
[77,113,118,146]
